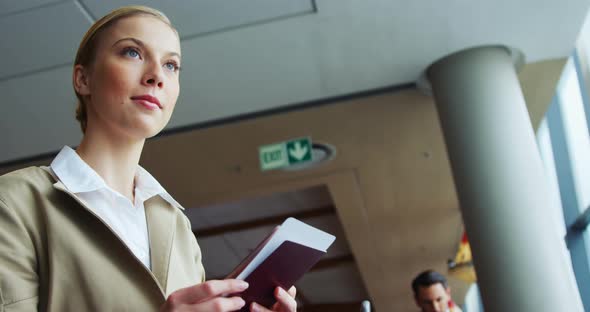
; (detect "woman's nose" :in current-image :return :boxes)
[145,77,163,88]
[143,62,164,88]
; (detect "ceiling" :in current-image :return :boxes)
[1,0,589,164]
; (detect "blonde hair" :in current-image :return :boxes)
[73,6,177,133]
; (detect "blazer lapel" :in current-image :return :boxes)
[53,180,174,297]
[53,181,95,212]
[145,195,177,293]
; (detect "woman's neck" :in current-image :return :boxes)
[76,128,145,202]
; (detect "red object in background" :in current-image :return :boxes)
[449,300,456,308]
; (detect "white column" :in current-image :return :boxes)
[427,46,582,311]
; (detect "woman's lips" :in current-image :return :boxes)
[131,95,161,110]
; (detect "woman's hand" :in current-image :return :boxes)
[160,279,249,312]
[250,286,297,312]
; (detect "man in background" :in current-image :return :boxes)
[411,270,463,312]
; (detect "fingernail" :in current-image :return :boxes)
[237,298,245,307]
[238,281,249,290]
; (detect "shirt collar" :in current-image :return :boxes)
[51,146,106,193]
[50,146,184,210]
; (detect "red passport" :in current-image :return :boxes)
[226,218,335,311]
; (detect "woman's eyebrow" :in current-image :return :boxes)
[166,51,181,60]
[112,37,181,59]
[112,37,144,48]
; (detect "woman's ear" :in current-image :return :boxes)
[73,64,91,96]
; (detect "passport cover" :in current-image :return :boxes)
[237,240,325,311]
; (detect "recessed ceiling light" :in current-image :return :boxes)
[282,142,336,171]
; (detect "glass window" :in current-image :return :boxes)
[540,54,590,311]
[536,118,567,238]
[557,61,590,213]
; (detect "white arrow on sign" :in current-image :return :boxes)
[288,142,308,160]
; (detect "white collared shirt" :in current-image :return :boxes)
[49,146,183,270]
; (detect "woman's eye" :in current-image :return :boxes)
[122,47,140,59]
[164,62,180,72]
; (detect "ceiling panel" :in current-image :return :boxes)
[0,0,62,16]
[80,0,314,39]
[222,225,276,263]
[0,1,92,80]
[187,185,332,230]
[167,22,324,128]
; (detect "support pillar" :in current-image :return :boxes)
[427,46,582,311]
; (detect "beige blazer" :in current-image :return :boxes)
[0,167,205,311]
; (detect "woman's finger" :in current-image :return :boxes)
[266,287,297,312]
[250,302,272,312]
[167,280,248,306]
[191,296,246,312]
[273,287,297,311]
[287,286,296,298]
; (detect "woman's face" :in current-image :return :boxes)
[76,14,181,140]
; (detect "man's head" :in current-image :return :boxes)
[411,270,452,312]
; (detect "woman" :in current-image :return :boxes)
[0,6,296,312]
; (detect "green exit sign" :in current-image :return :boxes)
[259,137,312,171]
